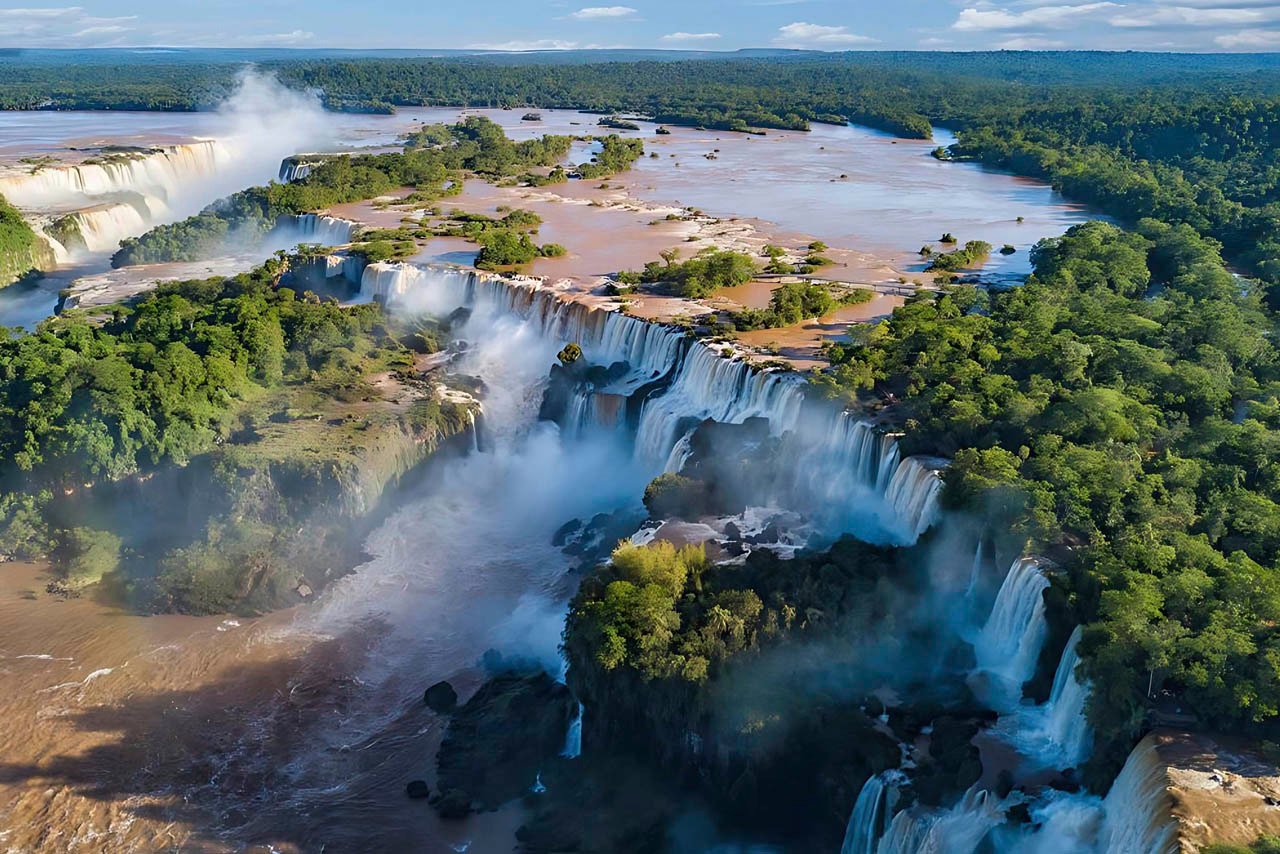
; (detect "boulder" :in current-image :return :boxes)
[405,780,431,799]
[424,680,459,714]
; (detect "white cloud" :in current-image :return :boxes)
[0,6,140,42]
[995,35,1068,48]
[1111,5,1280,27]
[661,31,721,41]
[1215,27,1280,47]
[467,38,581,51]
[569,5,637,19]
[0,6,82,17]
[773,21,877,46]
[953,2,1121,31]
[240,29,315,45]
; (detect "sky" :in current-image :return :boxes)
[2,0,1280,52]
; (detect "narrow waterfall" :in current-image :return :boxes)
[353,262,947,545]
[561,702,584,758]
[1040,626,1092,767]
[876,785,1003,854]
[963,537,988,615]
[840,771,905,854]
[278,159,317,183]
[0,141,231,208]
[973,557,1050,708]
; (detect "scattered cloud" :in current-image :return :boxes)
[661,31,721,41]
[568,5,637,19]
[773,21,877,47]
[466,38,581,51]
[1215,27,1280,48]
[1111,5,1280,28]
[953,3,1121,31]
[240,29,315,45]
[0,6,136,42]
[995,35,1068,48]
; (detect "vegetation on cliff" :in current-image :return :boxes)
[0,194,54,287]
[815,219,1280,782]
[0,255,475,612]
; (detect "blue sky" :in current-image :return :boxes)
[2,1,1279,52]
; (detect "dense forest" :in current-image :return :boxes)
[814,218,1280,780]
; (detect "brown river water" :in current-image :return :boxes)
[0,106,1100,852]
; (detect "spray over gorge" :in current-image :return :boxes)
[3,48,1280,854]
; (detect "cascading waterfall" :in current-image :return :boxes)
[881,456,946,541]
[352,261,946,545]
[561,702,584,758]
[973,557,1050,709]
[271,213,356,247]
[0,141,231,208]
[876,785,1004,854]
[841,771,906,854]
[1096,734,1179,854]
[1037,626,1092,768]
[278,158,319,183]
[66,202,152,253]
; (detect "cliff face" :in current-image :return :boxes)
[1152,731,1280,851]
[0,195,56,287]
[50,363,480,614]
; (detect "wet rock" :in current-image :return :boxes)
[424,680,458,714]
[552,519,582,547]
[405,780,430,799]
[435,672,575,815]
[433,788,472,819]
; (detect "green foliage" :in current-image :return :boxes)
[927,240,992,272]
[731,282,869,330]
[1204,838,1280,854]
[557,343,582,365]
[625,249,757,298]
[475,228,539,269]
[53,526,121,587]
[0,194,54,286]
[814,218,1280,773]
[577,135,645,179]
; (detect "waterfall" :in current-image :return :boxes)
[279,158,318,183]
[1097,734,1179,854]
[973,557,1050,709]
[0,141,231,209]
[66,202,151,253]
[561,702,584,758]
[881,456,946,541]
[351,262,946,544]
[876,785,1003,854]
[271,213,356,248]
[1040,626,1092,768]
[841,771,905,854]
